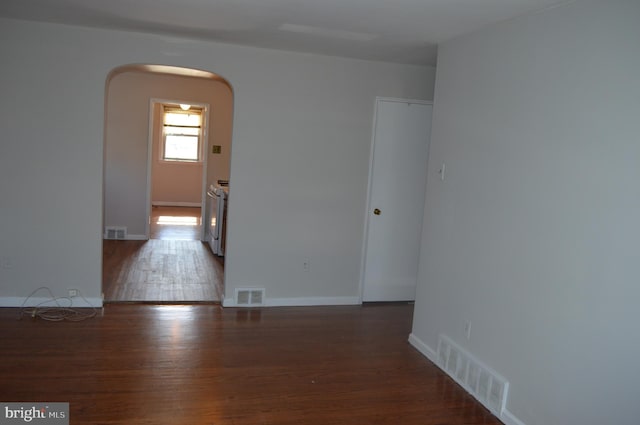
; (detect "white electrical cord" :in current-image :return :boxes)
[20,287,98,321]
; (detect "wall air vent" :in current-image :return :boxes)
[104,226,127,240]
[436,335,509,417]
[235,288,265,306]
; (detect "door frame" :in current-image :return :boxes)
[358,97,433,302]
[146,98,211,241]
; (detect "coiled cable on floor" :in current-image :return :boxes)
[20,287,98,321]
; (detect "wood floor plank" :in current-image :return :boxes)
[0,304,502,425]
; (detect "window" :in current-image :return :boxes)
[162,106,202,162]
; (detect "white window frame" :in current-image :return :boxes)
[161,106,203,163]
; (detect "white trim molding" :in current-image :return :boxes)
[151,201,202,207]
[222,296,360,308]
[501,410,527,425]
[408,333,438,364]
[124,234,148,240]
[0,297,104,308]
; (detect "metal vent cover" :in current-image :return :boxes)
[104,226,127,240]
[436,335,509,417]
[235,288,265,306]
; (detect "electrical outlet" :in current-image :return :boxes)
[303,258,310,272]
[464,321,472,339]
[68,289,78,298]
[0,256,14,269]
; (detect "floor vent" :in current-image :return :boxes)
[235,288,265,306]
[104,226,127,240]
[436,335,509,417]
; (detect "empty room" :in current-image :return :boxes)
[1,0,639,424]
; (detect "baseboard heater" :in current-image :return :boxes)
[436,335,509,418]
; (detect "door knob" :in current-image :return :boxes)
[373,208,381,215]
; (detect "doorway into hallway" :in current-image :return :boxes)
[103,207,224,303]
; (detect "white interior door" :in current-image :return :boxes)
[362,99,433,301]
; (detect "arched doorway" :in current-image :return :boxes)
[102,64,234,303]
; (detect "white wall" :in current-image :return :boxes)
[411,1,640,424]
[0,18,435,306]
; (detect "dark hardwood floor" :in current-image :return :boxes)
[0,304,501,425]
[103,206,223,303]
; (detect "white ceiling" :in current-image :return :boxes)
[0,0,576,66]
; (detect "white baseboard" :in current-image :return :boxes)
[152,201,201,207]
[408,333,438,363]
[222,296,361,308]
[102,234,147,241]
[501,410,527,425]
[0,296,103,308]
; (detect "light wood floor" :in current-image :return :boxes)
[150,205,203,240]
[0,304,502,425]
[103,206,223,303]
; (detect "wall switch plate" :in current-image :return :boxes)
[212,145,222,154]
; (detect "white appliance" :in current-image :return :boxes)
[207,183,228,256]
